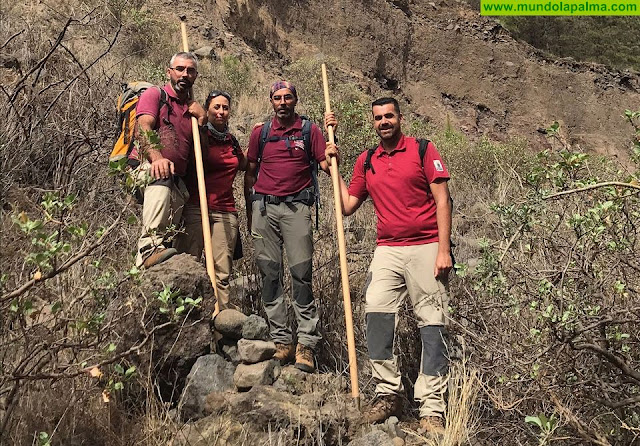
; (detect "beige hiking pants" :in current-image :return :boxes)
[364,242,450,418]
[174,203,238,310]
[135,164,188,267]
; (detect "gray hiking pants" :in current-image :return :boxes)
[251,200,320,349]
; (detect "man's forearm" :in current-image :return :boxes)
[435,201,452,254]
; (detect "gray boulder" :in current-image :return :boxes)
[179,354,236,420]
[347,429,395,446]
[213,309,247,339]
[237,339,276,364]
[242,314,270,340]
[193,46,216,59]
[234,360,280,390]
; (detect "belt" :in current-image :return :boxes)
[251,188,315,212]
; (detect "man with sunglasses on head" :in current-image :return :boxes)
[244,81,336,373]
[132,52,206,268]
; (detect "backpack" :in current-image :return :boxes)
[256,117,320,227]
[109,82,169,163]
[363,138,431,175]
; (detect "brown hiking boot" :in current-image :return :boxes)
[420,416,445,437]
[363,394,402,423]
[294,343,315,373]
[142,247,177,268]
[273,343,295,364]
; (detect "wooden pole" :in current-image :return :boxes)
[321,63,360,409]
[180,21,220,316]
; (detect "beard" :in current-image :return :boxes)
[172,77,193,94]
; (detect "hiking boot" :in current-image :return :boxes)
[363,394,402,423]
[294,343,315,373]
[142,247,177,268]
[420,416,445,437]
[273,343,295,364]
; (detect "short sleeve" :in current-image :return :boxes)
[310,124,327,163]
[247,125,262,163]
[135,87,162,119]
[348,152,369,200]
[423,141,450,183]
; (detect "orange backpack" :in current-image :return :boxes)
[109,82,168,163]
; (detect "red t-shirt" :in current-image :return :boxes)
[348,135,450,246]
[133,83,193,177]
[185,133,240,212]
[247,115,326,197]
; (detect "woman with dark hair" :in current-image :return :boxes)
[176,90,247,310]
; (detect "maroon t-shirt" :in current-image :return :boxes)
[132,83,193,177]
[185,133,240,212]
[247,115,326,196]
[348,135,450,246]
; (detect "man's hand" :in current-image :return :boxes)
[325,142,340,167]
[188,101,207,126]
[150,157,175,180]
[434,250,453,278]
[324,112,338,133]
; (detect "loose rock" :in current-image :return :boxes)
[179,354,236,420]
[237,339,276,364]
[242,314,270,340]
[213,309,247,339]
[234,360,280,390]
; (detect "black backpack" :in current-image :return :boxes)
[363,138,431,175]
[256,117,320,227]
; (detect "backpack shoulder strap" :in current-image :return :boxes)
[230,134,241,156]
[363,146,377,175]
[301,118,314,163]
[255,121,271,176]
[417,138,431,168]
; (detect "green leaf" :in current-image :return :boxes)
[107,343,117,353]
[125,366,136,378]
[114,364,124,375]
[175,305,185,315]
[525,415,543,429]
[113,381,124,391]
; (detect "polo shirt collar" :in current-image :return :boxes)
[375,133,407,157]
[271,114,303,132]
[163,83,186,103]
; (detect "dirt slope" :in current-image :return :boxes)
[184,0,640,159]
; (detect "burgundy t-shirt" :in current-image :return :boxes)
[247,115,326,197]
[348,135,450,246]
[185,133,240,212]
[133,83,193,177]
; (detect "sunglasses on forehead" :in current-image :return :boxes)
[169,65,198,76]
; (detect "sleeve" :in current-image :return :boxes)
[135,87,162,119]
[246,125,263,162]
[423,141,450,183]
[310,124,327,163]
[347,152,369,200]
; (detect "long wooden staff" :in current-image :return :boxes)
[321,63,360,409]
[180,21,220,315]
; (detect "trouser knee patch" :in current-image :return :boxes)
[420,326,449,376]
[256,258,281,303]
[367,312,395,360]
[290,260,313,306]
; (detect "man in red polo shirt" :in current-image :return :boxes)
[325,97,452,436]
[244,81,334,373]
[132,52,206,268]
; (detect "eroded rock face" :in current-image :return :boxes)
[179,354,235,420]
[106,254,215,402]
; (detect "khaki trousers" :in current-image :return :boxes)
[364,242,450,417]
[251,200,320,349]
[174,203,238,310]
[135,164,188,267]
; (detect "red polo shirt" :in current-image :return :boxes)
[247,115,326,197]
[133,83,193,177]
[348,135,450,246]
[185,133,240,212]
